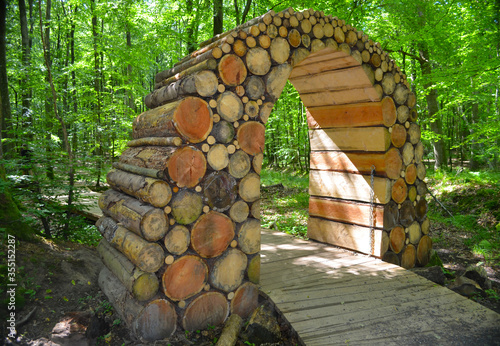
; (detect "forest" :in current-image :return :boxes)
[0,0,499,343]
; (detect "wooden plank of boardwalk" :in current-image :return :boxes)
[260,229,500,345]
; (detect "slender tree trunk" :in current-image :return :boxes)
[0,0,12,154]
[19,0,33,143]
[39,0,75,235]
[91,0,102,187]
[213,0,223,36]
[418,46,447,170]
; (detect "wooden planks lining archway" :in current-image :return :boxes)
[95,7,431,340]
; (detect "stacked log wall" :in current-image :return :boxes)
[95,6,430,341]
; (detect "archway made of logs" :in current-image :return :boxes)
[95,7,431,341]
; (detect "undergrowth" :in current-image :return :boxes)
[426,169,500,265]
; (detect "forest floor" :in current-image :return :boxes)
[1,169,499,345]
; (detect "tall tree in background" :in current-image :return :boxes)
[213,0,223,35]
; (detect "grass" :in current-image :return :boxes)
[260,169,309,238]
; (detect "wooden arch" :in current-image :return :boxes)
[96,7,431,340]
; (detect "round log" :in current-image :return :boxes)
[164,225,190,255]
[300,19,312,33]
[421,218,430,235]
[288,28,301,47]
[417,235,432,266]
[107,169,172,208]
[383,200,399,230]
[119,146,176,176]
[270,37,290,64]
[407,221,421,245]
[98,189,167,242]
[391,178,407,204]
[245,101,259,118]
[245,76,265,100]
[301,33,311,48]
[246,48,271,75]
[238,219,261,254]
[391,125,406,148]
[408,123,421,145]
[386,148,403,180]
[218,54,247,86]
[267,23,278,38]
[231,282,259,318]
[382,73,395,95]
[258,34,271,48]
[401,244,416,269]
[259,102,274,124]
[162,255,208,301]
[397,105,410,123]
[133,299,177,341]
[237,121,265,156]
[370,53,381,67]
[382,251,400,266]
[229,150,251,179]
[133,97,213,143]
[408,186,417,202]
[402,142,415,166]
[381,96,397,127]
[232,39,247,57]
[389,226,405,254]
[250,200,260,219]
[203,171,238,212]
[230,200,249,223]
[415,141,424,164]
[266,64,292,100]
[211,120,235,144]
[405,164,417,185]
[247,254,260,284]
[170,189,203,225]
[191,211,235,258]
[400,200,416,227]
[217,91,244,122]
[393,84,408,105]
[207,144,230,171]
[334,26,345,43]
[239,173,261,202]
[416,198,428,222]
[168,146,207,188]
[182,292,229,331]
[252,153,263,174]
[210,248,248,292]
[109,225,165,273]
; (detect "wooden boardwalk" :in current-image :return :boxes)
[260,229,500,345]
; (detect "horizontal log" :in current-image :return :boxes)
[306,96,396,128]
[191,211,235,258]
[97,239,159,301]
[98,267,177,341]
[127,137,182,147]
[308,196,385,229]
[182,292,229,332]
[210,248,247,292]
[309,148,402,179]
[297,87,381,107]
[106,169,172,208]
[133,97,213,143]
[98,189,167,242]
[162,255,208,301]
[309,127,391,152]
[309,170,391,204]
[112,162,164,180]
[308,217,387,257]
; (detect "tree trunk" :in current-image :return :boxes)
[19,0,32,141]
[213,0,223,36]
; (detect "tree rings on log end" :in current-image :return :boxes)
[218,54,247,86]
[168,146,206,188]
[164,225,190,255]
[229,150,251,179]
[191,211,235,258]
[239,173,261,203]
[401,244,416,269]
[385,148,403,180]
[391,124,406,148]
[381,96,397,127]
[389,226,405,254]
[231,282,259,318]
[237,121,265,156]
[170,190,203,225]
[182,292,229,331]
[247,48,271,75]
[238,219,261,254]
[217,91,244,122]
[247,254,260,284]
[417,235,432,266]
[230,200,250,223]
[391,178,407,204]
[133,299,177,341]
[203,171,238,211]
[174,97,213,143]
[162,255,208,301]
[210,248,248,292]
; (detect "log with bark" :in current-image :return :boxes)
[97,239,159,301]
[210,248,248,291]
[202,171,238,211]
[170,189,203,225]
[98,189,167,242]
